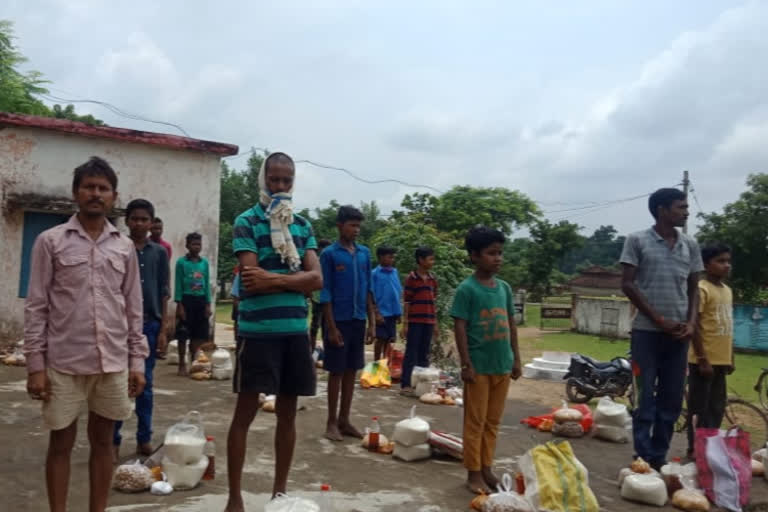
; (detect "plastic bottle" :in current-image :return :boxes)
[319,483,334,511]
[368,417,381,452]
[203,436,216,480]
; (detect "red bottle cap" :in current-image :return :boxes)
[321,484,331,491]
[206,435,214,441]
[372,416,379,420]
[672,457,681,462]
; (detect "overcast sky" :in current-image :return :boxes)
[6,1,767,235]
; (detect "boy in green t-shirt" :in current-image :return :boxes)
[451,226,522,495]
[174,232,211,375]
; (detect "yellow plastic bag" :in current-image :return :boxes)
[519,441,599,512]
[360,359,392,388]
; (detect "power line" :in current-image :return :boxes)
[223,147,445,193]
[542,192,652,215]
[37,93,191,137]
[296,159,445,194]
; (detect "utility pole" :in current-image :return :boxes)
[682,170,690,234]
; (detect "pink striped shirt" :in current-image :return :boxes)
[24,215,148,375]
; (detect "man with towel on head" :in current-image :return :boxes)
[224,152,322,510]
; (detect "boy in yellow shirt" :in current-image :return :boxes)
[687,243,734,457]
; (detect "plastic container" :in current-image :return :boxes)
[368,417,381,452]
[162,455,208,490]
[164,411,206,464]
[319,484,334,511]
[203,436,215,480]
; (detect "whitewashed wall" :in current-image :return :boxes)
[0,126,222,342]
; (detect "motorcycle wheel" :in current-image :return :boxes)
[566,378,593,404]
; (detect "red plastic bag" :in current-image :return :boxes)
[695,427,751,510]
[521,404,593,432]
[521,413,554,429]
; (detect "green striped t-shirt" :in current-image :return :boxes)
[233,204,317,337]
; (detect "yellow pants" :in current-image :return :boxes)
[463,373,510,471]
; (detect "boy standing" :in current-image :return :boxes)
[174,232,212,375]
[687,243,734,456]
[149,217,172,260]
[401,247,439,394]
[225,152,321,508]
[451,226,521,494]
[372,246,403,360]
[113,199,169,460]
[319,205,377,442]
[24,157,148,512]
[620,188,704,470]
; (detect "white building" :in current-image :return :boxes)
[0,112,238,344]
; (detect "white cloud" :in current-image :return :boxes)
[5,1,767,235]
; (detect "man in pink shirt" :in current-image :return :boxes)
[24,156,149,512]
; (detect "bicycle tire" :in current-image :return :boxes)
[757,371,768,411]
[724,397,768,452]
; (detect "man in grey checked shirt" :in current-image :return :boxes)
[620,188,704,471]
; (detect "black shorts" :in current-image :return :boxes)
[323,319,366,374]
[376,316,398,341]
[181,295,209,340]
[233,334,316,396]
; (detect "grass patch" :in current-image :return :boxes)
[215,302,234,325]
[522,331,766,404]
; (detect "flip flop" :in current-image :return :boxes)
[465,482,491,495]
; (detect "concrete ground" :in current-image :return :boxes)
[2,328,767,511]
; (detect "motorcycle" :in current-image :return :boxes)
[563,353,633,405]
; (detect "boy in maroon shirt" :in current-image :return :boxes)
[400,246,439,394]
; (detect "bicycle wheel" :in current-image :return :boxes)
[723,398,768,452]
[758,371,768,411]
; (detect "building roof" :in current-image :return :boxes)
[568,265,622,289]
[0,112,238,156]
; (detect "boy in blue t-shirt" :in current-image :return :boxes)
[319,205,377,442]
[371,246,403,360]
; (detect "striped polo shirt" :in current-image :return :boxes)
[619,227,704,332]
[404,271,438,324]
[232,204,317,337]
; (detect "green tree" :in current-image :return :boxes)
[310,200,342,242]
[216,151,265,291]
[307,200,389,247]
[391,186,540,238]
[559,225,625,274]
[498,238,533,289]
[371,218,470,367]
[698,173,768,301]
[526,220,584,298]
[0,20,104,124]
[0,20,50,115]
[431,186,540,237]
[51,104,105,126]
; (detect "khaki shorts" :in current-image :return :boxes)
[42,369,133,431]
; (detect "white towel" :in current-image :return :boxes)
[258,156,301,272]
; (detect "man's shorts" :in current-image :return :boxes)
[376,315,399,342]
[233,334,316,396]
[181,295,209,340]
[323,319,366,374]
[43,369,132,431]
